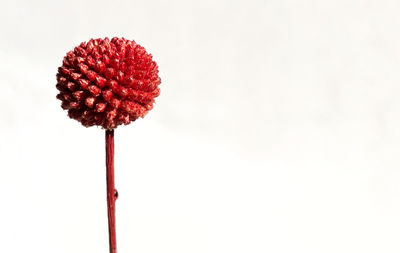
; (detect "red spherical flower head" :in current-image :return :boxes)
[56,37,161,129]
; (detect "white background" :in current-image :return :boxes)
[1,0,400,252]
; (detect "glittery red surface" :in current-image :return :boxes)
[56,37,161,129]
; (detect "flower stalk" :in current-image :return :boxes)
[106,130,118,253]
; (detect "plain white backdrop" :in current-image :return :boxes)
[1,0,400,252]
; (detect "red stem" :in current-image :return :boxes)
[106,130,118,253]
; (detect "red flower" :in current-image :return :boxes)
[56,37,161,129]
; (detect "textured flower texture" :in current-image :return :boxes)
[56,37,161,129]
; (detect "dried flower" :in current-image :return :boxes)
[56,37,161,129]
